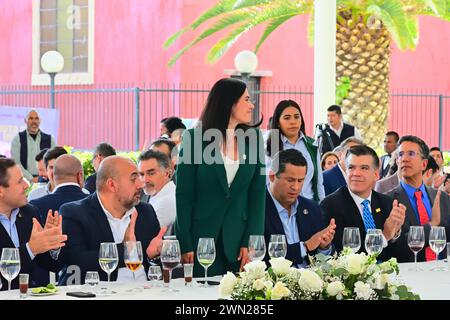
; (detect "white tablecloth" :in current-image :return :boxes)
[1,262,450,300]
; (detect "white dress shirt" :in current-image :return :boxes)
[221,150,239,187]
[149,181,176,235]
[97,195,146,282]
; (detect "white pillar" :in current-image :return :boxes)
[313,0,336,125]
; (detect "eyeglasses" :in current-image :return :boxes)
[398,150,421,158]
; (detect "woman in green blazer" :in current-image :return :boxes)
[175,78,266,277]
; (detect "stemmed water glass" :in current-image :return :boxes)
[408,226,425,271]
[124,241,143,291]
[98,242,118,293]
[268,234,287,259]
[0,248,20,292]
[161,239,181,292]
[248,235,266,261]
[364,229,384,256]
[342,227,361,253]
[429,226,446,271]
[197,238,216,287]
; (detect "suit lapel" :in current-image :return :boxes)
[90,194,115,242]
[393,186,418,226]
[212,148,230,196]
[265,192,287,235]
[15,208,31,245]
[370,193,388,228]
[0,220,15,247]
[342,187,366,231]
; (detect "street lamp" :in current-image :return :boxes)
[40,50,64,109]
[234,50,258,83]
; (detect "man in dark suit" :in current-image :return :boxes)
[60,156,166,284]
[379,131,399,179]
[387,136,450,262]
[30,154,88,222]
[0,158,67,289]
[321,145,409,262]
[265,149,336,267]
[323,137,363,196]
[84,143,116,194]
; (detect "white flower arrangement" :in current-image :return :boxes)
[219,248,420,300]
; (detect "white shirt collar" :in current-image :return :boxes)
[348,188,372,207]
[149,180,175,199]
[330,121,344,136]
[52,182,81,193]
[97,193,134,222]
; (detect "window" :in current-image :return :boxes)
[32,0,94,85]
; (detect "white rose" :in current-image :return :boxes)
[264,281,273,290]
[354,281,374,300]
[219,272,237,297]
[271,282,290,300]
[269,257,292,276]
[379,261,392,272]
[253,279,265,291]
[326,281,345,297]
[346,254,367,275]
[243,261,267,280]
[298,269,323,292]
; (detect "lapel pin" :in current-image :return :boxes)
[303,209,309,215]
[375,208,381,213]
[242,154,246,160]
[18,213,22,218]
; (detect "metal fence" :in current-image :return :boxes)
[0,84,448,151]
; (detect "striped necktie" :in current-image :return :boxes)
[361,200,376,231]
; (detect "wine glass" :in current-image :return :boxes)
[160,239,181,292]
[408,226,425,271]
[197,238,216,288]
[364,229,383,256]
[429,226,446,271]
[98,242,118,293]
[342,227,361,253]
[0,248,21,292]
[148,265,162,287]
[124,241,143,291]
[248,235,266,261]
[85,271,100,294]
[268,234,287,259]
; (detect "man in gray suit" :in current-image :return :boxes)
[387,136,450,263]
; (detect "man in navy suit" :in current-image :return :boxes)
[29,154,89,285]
[59,156,166,284]
[30,154,88,222]
[265,149,336,267]
[323,137,363,196]
[320,145,409,262]
[0,158,67,290]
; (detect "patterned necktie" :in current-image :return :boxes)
[361,200,376,231]
[414,190,436,261]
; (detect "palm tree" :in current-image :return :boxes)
[164,0,449,147]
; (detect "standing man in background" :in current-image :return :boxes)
[11,110,55,183]
[379,131,399,179]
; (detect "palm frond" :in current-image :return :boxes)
[232,0,272,10]
[255,13,298,52]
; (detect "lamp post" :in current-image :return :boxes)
[234,50,258,84]
[40,51,64,109]
[234,50,259,122]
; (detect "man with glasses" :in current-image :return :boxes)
[321,145,408,261]
[387,136,450,262]
[265,149,336,267]
[84,143,116,194]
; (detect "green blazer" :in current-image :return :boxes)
[175,127,266,264]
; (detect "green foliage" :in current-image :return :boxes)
[336,76,352,105]
[164,0,450,66]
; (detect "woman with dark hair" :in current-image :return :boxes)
[321,151,339,171]
[266,100,325,201]
[175,78,266,277]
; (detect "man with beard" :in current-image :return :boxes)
[59,156,166,283]
[11,110,56,183]
[138,150,176,235]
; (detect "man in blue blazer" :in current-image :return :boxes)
[265,149,336,267]
[59,156,166,284]
[323,137,363,196]
[0,158,67,289]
